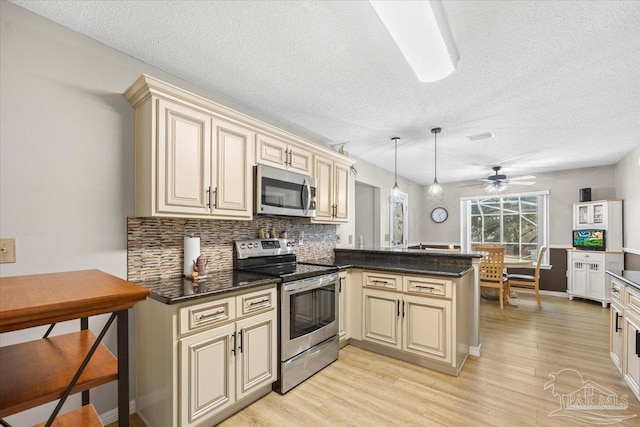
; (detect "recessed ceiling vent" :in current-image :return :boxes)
[467,132,494,142]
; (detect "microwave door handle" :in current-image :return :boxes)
[302,179,311,214]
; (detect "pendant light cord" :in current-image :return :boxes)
[394,137,398,186]
[434,132,437,180]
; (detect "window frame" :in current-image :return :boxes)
[460,190,550,265]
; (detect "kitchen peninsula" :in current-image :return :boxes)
[318,247,482,376]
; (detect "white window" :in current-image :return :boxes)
[460,191,549,264]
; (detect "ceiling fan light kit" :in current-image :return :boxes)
[370,0,459,82]
[481,166,536,195]
[427,127,445,201]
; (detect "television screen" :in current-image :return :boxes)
[573,229,606,251]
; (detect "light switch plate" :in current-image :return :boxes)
[348,235,353,244]
[384,234,390,242]
[0,238,16,263]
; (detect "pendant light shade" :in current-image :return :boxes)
[427,127,444,201]
[390,137,403,203]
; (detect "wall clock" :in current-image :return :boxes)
[431,207,448,223]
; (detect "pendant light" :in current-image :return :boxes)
[390,137,403,203]
[427,127,444,201]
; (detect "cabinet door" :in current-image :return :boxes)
[574,204,591,229]
[569,257,588,296]
[591,202,607,227]
[235,311,277,400]
[610,302,624,373]
[623,314,640,400]
[256,134,288,170]
[586,261,605,299]
[179,323,235,427]
[338,271,350,342]
[314,157,334,220]
[288,144,313,175]
[212,119,253,218]
[402,295,452,364]
[157,99,212,215]
[333,163,350,221]
[362,288,401,350]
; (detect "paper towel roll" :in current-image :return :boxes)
[183,236,200,277]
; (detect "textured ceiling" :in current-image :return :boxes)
[10,0,640,185]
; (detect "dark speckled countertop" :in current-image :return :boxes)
[607,270,640,291]
[305,248,478,278]
[136,270,279,304]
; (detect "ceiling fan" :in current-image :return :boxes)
[477,166,536,194]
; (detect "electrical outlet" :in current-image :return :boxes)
[384,234,390,242]
[298,231,304,246]
[0,238,16,263]
[348,235,353,244]
[336,234,341,244]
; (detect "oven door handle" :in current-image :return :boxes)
[283,274,339,294]
[301,179,311,216]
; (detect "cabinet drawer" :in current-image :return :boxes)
[236,287,276,317]
[626,286,640,317]
[610,278,624,304]
[363,271,402,291]
[404,276,453,298]
[179,296,235,335]
[570,251,605,263]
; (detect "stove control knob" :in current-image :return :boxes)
[247,243,253,249]
[240,243,246,249]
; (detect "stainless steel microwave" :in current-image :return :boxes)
[255,165,316,217]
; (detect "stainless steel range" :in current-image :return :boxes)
[234,238,339,394]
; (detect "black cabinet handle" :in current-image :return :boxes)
[397,300,400,317]
[339,277,344,293]
[231,332,236,356]
[615,312,622,332]
[402,301,405,317]
[239,330,244,354]
[636,330,640,357]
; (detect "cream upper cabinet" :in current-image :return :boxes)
[312,157,350,223]
[131,95,253,220]
[255,134,312,175]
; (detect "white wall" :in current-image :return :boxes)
[615,144,640,252]
[419,165,617,246]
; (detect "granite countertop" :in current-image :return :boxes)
[607,270,640,291]
[334,247,482,259]
[135,270,279,304]
[304,256,473,278]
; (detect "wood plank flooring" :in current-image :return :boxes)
[114,293,640,426]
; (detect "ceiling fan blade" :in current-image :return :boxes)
[510,175,536,181]
[509,181,536,185]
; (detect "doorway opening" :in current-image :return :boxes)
[355,181,380,248]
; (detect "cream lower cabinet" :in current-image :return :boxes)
[610,300,624,374]
[623,310,640,401]
[338,270,350,344]
[136,285,277,427]
[357,270,468,375]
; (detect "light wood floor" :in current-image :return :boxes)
[117,293,640,426]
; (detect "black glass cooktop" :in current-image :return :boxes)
[240,262,338,282]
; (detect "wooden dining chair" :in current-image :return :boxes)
[507,246,547,307]
[477,245,508,309]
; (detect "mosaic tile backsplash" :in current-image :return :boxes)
[127,217,336,282]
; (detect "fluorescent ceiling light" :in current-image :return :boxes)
[370,0,459,82]
[467,132,495,142]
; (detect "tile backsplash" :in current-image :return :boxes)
[127,217,336,282]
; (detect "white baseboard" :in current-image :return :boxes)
[99,400,136,425]
[469,344,481,357]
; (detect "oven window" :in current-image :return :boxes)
[262,177,304,210]
[289,284,336,340]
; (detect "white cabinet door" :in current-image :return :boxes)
[574,201,608,229]
[314,156,334,220]
[255,134,312,174]
[235,311,277,400]
[157,98,212,215]
[569,256,588,297]
[179,323,235,427]
[212,119,253,218]
[288,145,313,175]
[362,288,401,350]
[610,302,624,374]
[586,260,605,300]
[623,313,640,400]
[402,295,452,364]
